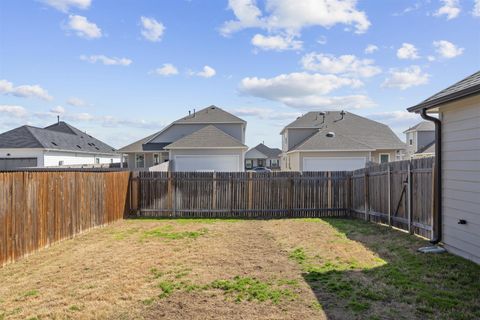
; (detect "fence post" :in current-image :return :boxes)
[248,172,253,213]
[212,172,217,211]
[347,173,352,217]
[387,164,391,227]
[327,171,332,210]
[364,168,369,221]
[407,161,413,234]
[431,161,436,240]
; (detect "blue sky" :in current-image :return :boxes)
[1,0,479,148]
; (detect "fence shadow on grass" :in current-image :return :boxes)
[300,218,480,320]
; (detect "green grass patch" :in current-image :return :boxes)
[142,225,208,240]
[23,290,39,298]
[210,276,296,304]
[68,305,81,312]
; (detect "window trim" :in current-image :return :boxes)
[153,153,160,165]
[379,153,390,164]
[135,153,145,169]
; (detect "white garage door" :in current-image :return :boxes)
[174,155,240,172]
[303,157,366,171]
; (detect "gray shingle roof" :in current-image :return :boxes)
[174,105,246,124]
[252,143,281,158]
[403,121,435,133]
[117,131,162,153]
[165,125,247,149]
[283,111,406,152]
[292,130,375,152]
[0,122,117,154]
[408,71,480,112]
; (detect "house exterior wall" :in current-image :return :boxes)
[439,95,480,264]
[0,148,120,167]
[169,148,245,172]
[286,128,317,151]
[371,149,402,163]
[43,151,119,167]
[151,123,244,143]
[0,148,45,167]
[417,131,435,150]
[125,152,168,170]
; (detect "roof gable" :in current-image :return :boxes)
[165,125,247,149]
[253,143,281,158]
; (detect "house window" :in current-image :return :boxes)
[380,154,390,164]
[409,139,413,145]
[270,159,279,168]
[58,160,64,166]
[95,158,100,164]
[110,159,113,163]
[257,159,265,167]
[153,153,160,165]
[245,159,253,169]
[135,154,145,168]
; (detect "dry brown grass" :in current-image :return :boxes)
[0,218,478,320]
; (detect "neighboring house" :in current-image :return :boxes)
[118,106,248,171]
[280,111,406,171]
[408,70,480,264]
[245,143,281,170]
[404,121,435,159]
[0,121,119,170]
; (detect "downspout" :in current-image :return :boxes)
[420,108,442,244]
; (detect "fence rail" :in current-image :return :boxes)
[130,158,434,237]
[0,171,130,266]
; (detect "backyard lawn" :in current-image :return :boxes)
[0,218,479,320]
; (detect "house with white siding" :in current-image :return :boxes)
[118,106,248,172]
[404,121,435,159]
[0,121,120,169]
[408,70,480,264]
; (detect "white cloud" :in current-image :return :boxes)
[67,15,102,39]
[65,112,94,121]
[239,72,373,109]
[229,107,301,120]
[221,0,371,36]
[50,105,66,114]
[101,116,161,130]
[251,34,302,51]
[434,0,461,20]
[396,43,420,60]
[433,40,464,58]
[364,44,378,54]
[474,0,480,17]
[301,53,381,78]
[0,79,53,101]
[368,110,420,137]
[140,16,165,42]
[41,0,91,12]
[382,66,429,90]
[66,97,87,107]
[80,55,132,66]
[194,65,216,78]
[151,63,179,76]
[0,105,28,118]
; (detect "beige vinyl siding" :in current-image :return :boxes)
[440,95,480,263]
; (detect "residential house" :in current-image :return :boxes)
[280,111,406,171]
[118,106,248,171]
[408,70,480,264]
[0,121,119,170]
[245,143,281,170]
[404,121,435,159]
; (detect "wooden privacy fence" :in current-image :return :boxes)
[351,157,434,238]
[130,158,434,238]
[131,171,351,218]
[0,170,130,266]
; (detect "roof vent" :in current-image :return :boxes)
[76,145,81,149]
[326,132,335,138]
[51,142,58,146]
